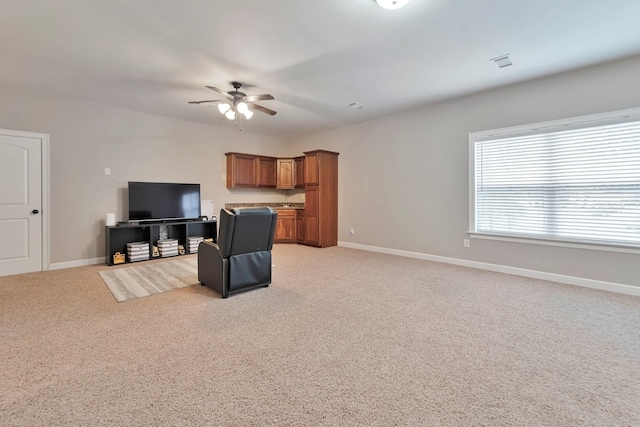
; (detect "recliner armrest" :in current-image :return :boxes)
[197,241,229,298]
[199,240,220,253]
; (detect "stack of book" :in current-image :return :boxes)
[157,239,179,258]
[127,241,150,262]
[188,236,204,253]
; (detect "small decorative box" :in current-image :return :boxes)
[113,252,125,264]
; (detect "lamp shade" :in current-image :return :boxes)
[243,110,254,120]
[225,110,236,120]
[237,102,248,114]
[218,103,230,114]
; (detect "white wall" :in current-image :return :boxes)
[0,88,290,264]
[286,55,640,288]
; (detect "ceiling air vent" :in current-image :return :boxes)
[347,102,366,110]
[491,54,513,68]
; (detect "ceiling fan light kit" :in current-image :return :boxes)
[189,81,276,129]
[376,0,411,10]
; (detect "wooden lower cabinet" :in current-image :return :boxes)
[296,210,305,243]
[274,209,297,243]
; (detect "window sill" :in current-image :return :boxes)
[467,232,640,255]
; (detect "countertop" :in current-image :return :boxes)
[224,202,305,210]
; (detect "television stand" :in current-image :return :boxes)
[105,219,217,266]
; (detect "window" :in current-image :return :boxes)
[469,108,640,249]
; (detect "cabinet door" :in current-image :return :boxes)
[277,159,295,189]
[305,153,319,185]
[257,157,277,188]
[296,210,305,243]
[226,153,257,188]
[304,186,319,246]
[295,156,305,188]
[274,210,296,243]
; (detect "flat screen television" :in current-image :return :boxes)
[128,181,201,222]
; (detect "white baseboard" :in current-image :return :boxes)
[49,257,105,271]
[337,241,640,297]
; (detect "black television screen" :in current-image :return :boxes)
[128,182,201,222]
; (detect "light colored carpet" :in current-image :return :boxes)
[1,244,639,426]
[99,257,198,302]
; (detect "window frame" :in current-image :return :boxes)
[468,107,640,254]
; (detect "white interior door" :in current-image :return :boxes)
[0,132,43,276]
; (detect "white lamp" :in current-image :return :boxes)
[237,102,248,114]
[218,99,253,124]
[376,0,410,9]
[218,102,230,114]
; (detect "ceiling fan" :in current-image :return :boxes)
[188,82,277,121]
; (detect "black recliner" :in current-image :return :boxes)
[198,207,277,298]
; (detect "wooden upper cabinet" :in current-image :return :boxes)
[277,159,295,189]
[257,156,277,188]
[226,152,257,188]
[226,153,278,188]
[295,156,305,188]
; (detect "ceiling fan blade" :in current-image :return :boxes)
[248,103,277,116]
[188,100,220,105]
[245,94,274,102]
[205,86,233,99]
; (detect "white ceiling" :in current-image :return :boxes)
[1,0,640,136]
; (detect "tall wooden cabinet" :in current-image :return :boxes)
[302,150,339,248]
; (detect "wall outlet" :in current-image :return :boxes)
[104,167,111,176]
[350,228,355,235]
[464,239,470,247]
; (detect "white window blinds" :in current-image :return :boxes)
[472,113,640,248]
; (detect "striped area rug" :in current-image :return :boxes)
[99,257,199,302]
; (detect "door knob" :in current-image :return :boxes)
[32,209,39,214]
